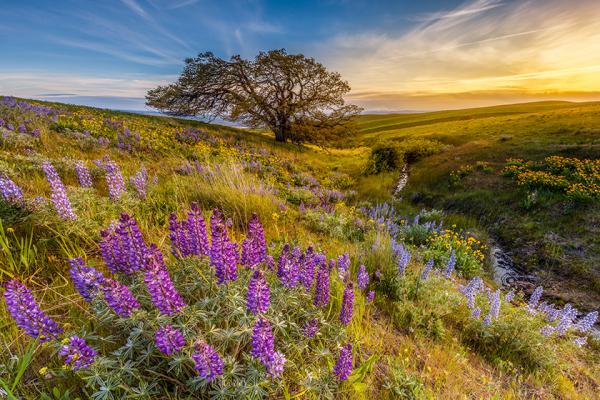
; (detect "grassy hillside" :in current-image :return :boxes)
[354,101,600,312]
[0,97,599,399]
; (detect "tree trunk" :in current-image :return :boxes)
[274,120,291,142]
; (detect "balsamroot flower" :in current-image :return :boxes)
[444,249,456,279]
[155,325,186,355]
[102,278,140,317]
[241,213,267,268]
[103,159,126,201]
[74,160,93,188]
[210,209,239,284]
[420,258,434,281]
[59,336,96,370]
[0,175,24,206]
[303,318,319,338]
[193,341,224,382]
[100,213,148,274]
[3,280,62,341]
[527,286,543,313]
[144,245,186,315]
[247,269,270,315]
[42,161,76,220]
[333,343,353,382]
[314,261,330,307]
[357,265,369,290]
[339,282,355,326]
[69,257,105,302]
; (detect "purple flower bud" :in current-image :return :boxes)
[366,290,375,303]
[42,161,77,220]
[69,257,105,302]
[144,245,186,315]
[155,325,186,355]
[75,161,93,188]
[314,261,330,307]
[303,318,319,338]
[573,336,588,347]
[339,282,354,326]
[3,280,63,341]
[102,278,140,317]
[59,336,96,370]
[471,307,482,319]
[357,265,369,290]
[333,343,353,382]
[192,341,224,382]
[247,269,270,315]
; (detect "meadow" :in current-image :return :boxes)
[0,96,599,399]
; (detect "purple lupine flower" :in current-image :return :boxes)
[241,213,267,268]
[366,290,375,303]
[0,175,24,206]
[538,302,560,322]
[483,289,501,326]
[42,161,76,220]
[303,318,319,338]
[3,280,63,341]
[357,265,369,291]
[100,213,148,274]
[333,344,353,382]
[460,276,482,309]
[420,258,434,281]
[299,247,318,291]
[339,282,354,326]
[59,336,96,370]
[102,278,140,317]
[144,245,186,315]
[187,203,209,257]
[337,253,350,280]
[540,325,555,337]
[155,325,186,355]
[444,249,456,279]
[527,286,543,313]
[314,262,330,307]
[574,311,598,334]
[504,289,516,303]
[471,307,482,319]
[554,304,578,337]
[396,247,411,276]
[74,161,93,188]
[277,244,300,288]
[130,165,149,199]
[210,210,239,284]
[573,336,588,348]
[374,270,382,280]
[251,316,275,362]
[169,213,189,258]
[192,341,224,382]
[265,255,275,270]
[247,269,270,315]
[69,257,105,302]
[103,159,126,201]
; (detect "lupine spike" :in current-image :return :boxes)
[59,336,96,370]
[42,161,77,220]
[333,343,353,382]
[144,245,186,315]
[339,282,354,326]
[192,341,224,382]
[0,175,24,206]
[102,278,140,317]
[444,249,456,279]
[3,280,63,341]
[527,286,543,313]
[187,203,209,257]
[103,159,126,201]
[241,213,267,268]
[420,258,434,281]
[303,318,319,338]
[314,261,330,307]
[210,209,239,284]
[69,257,105,302]
[155,325,186,355]
[247,269,270,315]
[100,213,148,274]
[75,160,93,188]
[357,265,369,291]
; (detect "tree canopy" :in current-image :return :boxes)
[146,49,362,143]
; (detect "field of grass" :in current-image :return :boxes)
[0,97,599,399]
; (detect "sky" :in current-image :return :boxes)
[2,0,600,112]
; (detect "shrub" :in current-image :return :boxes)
[364,144,403,175]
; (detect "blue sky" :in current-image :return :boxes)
[2,0,600,111]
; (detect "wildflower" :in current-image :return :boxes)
[527,286,543,313]
[420,258,434,281]
[333,344,353,382]
[42,161,76,220]
[277,244,300,288]
[265,350,286,378]
[460,276,482,309]
[144,245,186,315]
[241,213,267,268]
[130,165,148,199]
[573,336,588,348]
[366,290,375,303]
[337,253,350,280]
[250,317,285,378]
[483,289,501,326]
[299,248,318,291]
[155,325,186,355]
[210,209,239,284]
[186,203,209,256]
[247,269,270,315]
[103,159,126,200]
[100,213,148,274]
[574,311,598,333]
[374,270,382,280]
[314,262,330,307]
[444,249,456,279]
[102,278,140,317]
[504,289,516,303]
[396,247,411,276]
[554,304,578,337]
[357,265,369,290]
[339,282,354,326]
[192,341,224,382]
[59,336,96,370]
[471,307,481,319]
[69,257,105,302]
[303,319,319,338]
[74,161,93,188]
[3,280,62,341]
[0,175,24,206]
[265,255,275,270]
